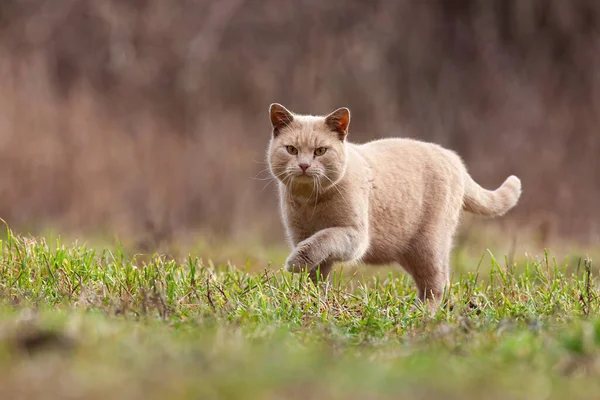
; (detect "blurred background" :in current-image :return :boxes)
[0,0,598,253]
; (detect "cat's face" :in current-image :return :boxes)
[267,104,350,192]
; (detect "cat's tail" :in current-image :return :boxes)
[462,174,521,217]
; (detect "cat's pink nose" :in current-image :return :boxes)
[299,163,310,172]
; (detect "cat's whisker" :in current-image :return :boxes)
[310,175,317,199]
[311,176,320,218]
[258,170,289,192]
[259,179,276,192]
[253,170,284,181]
[251,166,278,180]
[321,174,351,209]
[286,176,295,202]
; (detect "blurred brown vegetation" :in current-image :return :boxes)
[0,0,599,245]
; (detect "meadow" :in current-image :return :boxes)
[0,226,598,399]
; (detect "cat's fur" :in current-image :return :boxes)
[267,103,521,307]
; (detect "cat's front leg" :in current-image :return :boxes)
[285,243,312,273]
[285,227,367,273]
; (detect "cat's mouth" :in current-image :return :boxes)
[288,172,317,185]
[295,168,319,178]
[295,171,316,179]
[280,169,318,183]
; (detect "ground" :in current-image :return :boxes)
[0,227,598,399]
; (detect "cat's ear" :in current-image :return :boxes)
[325,107,350,140]
[269,103,294,137]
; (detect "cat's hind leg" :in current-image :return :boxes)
[399,231,454,311]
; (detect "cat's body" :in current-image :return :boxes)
[268,104,521,306]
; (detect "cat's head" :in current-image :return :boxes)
[267,103,350,191]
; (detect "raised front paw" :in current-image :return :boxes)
[285,245,313,273]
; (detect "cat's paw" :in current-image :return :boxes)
[285,246,313,273]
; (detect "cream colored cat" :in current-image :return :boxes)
[267,103,521,307]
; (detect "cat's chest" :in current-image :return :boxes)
[283,200,338,242]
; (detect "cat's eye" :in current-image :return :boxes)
[314,147,327,156]
[286,145,298,155]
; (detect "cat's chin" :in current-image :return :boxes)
[293,174,316,183]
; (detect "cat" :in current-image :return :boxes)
[267,103,521,308]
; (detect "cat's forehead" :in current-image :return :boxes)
[294,115,326,133]
[294,114,324,124]
[284,116,333,146]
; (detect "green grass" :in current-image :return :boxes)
[0,228,598,399]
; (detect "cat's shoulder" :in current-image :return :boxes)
[351,137,462,165]
[353,137,438,151]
